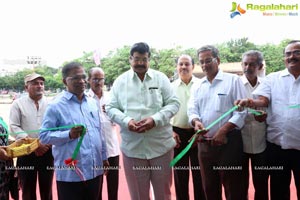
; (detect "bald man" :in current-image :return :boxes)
[87,67,120,200]
[171,55,205,200]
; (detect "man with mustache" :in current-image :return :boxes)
[239,50,269,200]
[106,42,180,200]
[171,54,205,200]
[236,40,300,200]
[10,73,53,200]
[87,67,120,200]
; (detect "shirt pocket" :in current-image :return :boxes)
[215,93,230,112]
[146,88,163,109]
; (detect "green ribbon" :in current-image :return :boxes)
[0,124,86,160]
[0,124,84,136]
[247,108,263,116]
[170,105,239,167]
[288,104,300,109]
[71,126,86,160]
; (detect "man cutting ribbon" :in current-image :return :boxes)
[187,45,247,200]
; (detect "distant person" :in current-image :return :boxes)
[239,50,269,200]
[9,73,53,200]
[106,42,180,200]
[171,54,206,200]
[39,62,108,200]
[236,40,300,200]
[187,45,247,200]
[87,67,120,200]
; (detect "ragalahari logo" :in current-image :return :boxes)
[230,2,246,18]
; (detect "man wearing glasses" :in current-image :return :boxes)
[87,67,120,200]
[236,40,300,200]
[188,45,247,200]
[40,62,108,200]
[106,42,180,200]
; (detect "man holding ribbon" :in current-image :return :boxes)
[236,40,300,200]
[10,73,53,200]
[187,45,247,200]
[40,62,108,200]
[239,50,269,200]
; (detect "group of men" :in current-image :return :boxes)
[0,40,300,200]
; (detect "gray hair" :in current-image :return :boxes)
[242,50,264,65]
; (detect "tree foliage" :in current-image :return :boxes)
[0,38,294,91]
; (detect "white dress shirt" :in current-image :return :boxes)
[188,70,247,137]
[253,69,300,150]
[9,95,48,139]
[240,75,266,154]
[87,89,120,158]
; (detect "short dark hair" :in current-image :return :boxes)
[287,40,300,45]
[283,40,300,54]
[62,62,83,78]
[130,42,151,57]
[197,45,219,58]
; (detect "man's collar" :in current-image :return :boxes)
[129,68,153,79]
[203,69,223,83]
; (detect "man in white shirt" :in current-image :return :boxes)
[240,50,268,200]
[236,40,300,200]
[188,45,247,200]
[87,67,120,200]
[9,73,53,200]
[106,42,180,200]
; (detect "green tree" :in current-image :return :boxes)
[217,38,257,63]
[101,46,131,86]
[258,39,291,74]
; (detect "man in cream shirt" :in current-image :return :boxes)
[171,54,205,200]
[106,42,180,200]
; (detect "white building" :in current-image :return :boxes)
[0,56,47,76]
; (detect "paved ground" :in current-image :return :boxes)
[1,103,297,200]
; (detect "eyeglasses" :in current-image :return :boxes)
[67,75,87,82]
[131,56,149,63]
[91,78,105,83]
[284,50,300,57]
[199,58,216,66]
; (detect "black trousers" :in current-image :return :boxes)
[57,175,103,200]
[99,155,120,200]
[267,141,300,200]
[173,126,206,200]
[242,151,269,200]
[198,129,244,200]
[17,149,54,200]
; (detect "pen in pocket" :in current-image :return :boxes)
[149,87,158,94]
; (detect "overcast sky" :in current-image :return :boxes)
[0,0,299,67]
